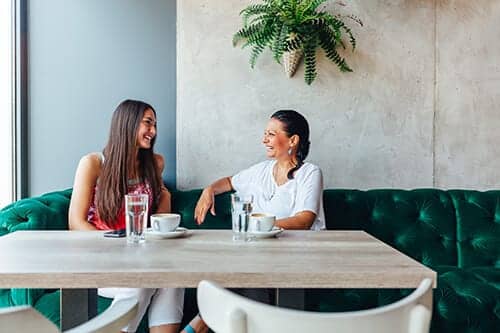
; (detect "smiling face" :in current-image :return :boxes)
[262,118,295,160]
[136,108,156,149]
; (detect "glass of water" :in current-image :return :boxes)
[125,194,148,244]
[231,193,253,241]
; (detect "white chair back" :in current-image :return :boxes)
[66,297,138,333]
[0,297,138,333]
[198,279,433,333]
[0,305,59,333]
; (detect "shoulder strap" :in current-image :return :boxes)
[98,152,105,165]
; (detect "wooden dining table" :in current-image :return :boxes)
[0,229,436,329]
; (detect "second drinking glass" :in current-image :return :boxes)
[231,193,253,241]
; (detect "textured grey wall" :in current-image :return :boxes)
[28,0,176,196]
[177,0,500,190]
[435,0,500,188]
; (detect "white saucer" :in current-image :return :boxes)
[146,227,189,239]
[248,227,284,239]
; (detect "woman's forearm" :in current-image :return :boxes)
[69,218,98,231]
[275,211,316,230]
[208,177,233,195]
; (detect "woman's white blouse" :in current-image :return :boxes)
[231,160,325,230]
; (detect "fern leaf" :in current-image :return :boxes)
[272,23,287,63]
[240,4,270,26]
[244,20,276,47]
[233,22,265,46]
[331,16,356,51]
[303,37,317,85]
[338,39,346,50]
[322,13,357,51]
[297,0,315,17]
[318,27,336,50]
[319,25,342,48]
[246,13,274,27]
[233,20,276,48]
[310,0,330,12]
[249,43,265,68]
[284,33,304,51]
[344,14,363,27]
[318,27,352,72]
[323,45,352,72]
[343,25,356,51]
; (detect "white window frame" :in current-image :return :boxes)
[0,0,14,206]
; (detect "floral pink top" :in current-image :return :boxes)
[87,181,154,230]
[86,153,154,230]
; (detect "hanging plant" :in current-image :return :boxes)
[233,0,362,85]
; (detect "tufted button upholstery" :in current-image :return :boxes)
[323,189,458,266]
[449,190,500,268]
[171,189,232,229]
[0,189,72,325]
[305,265,500,333]
[0,189,72,236]
[431,266,500,332]
[1,188,499,332]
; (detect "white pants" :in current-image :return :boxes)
[98,288,185,332]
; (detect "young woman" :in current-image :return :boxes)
[183,110,325,333]
[68,99,183,333]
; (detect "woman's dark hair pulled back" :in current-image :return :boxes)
[271,110,310,179]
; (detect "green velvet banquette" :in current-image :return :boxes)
[0,188,498,332]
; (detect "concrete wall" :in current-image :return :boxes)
[435,0,500,188]
[28,0,176,196]
[177,0,500,190]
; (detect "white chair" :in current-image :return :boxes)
[0,297,138,333]
[197,279,433,333]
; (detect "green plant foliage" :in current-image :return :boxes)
[233,0,362,85]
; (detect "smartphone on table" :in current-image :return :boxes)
[104,229,126,238]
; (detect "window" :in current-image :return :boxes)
[0,0,14,207]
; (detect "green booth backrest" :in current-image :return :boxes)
[171,189,232,230]
[0,189,72,236]
[448,190,500,268]
[323,189,458,267]
[1,188,498,270]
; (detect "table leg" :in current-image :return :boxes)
[60,288,97,330]
[275,288,305,310]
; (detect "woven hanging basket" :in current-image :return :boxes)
[283,49,303,78]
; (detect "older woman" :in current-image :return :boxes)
[183,110,325,333]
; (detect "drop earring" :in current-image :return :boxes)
[288,147,292,155]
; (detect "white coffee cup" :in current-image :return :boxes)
[151,213,180,233]
[249,213,276,232]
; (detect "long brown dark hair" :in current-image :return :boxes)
[96,99,161,227]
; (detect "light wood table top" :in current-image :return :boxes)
[0,230,436,289]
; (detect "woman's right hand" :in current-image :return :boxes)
[194,186,216,225]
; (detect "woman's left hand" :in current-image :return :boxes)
[194,186,216,225]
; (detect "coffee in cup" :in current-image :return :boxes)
[249,213,276,232]
[150,213,180,233]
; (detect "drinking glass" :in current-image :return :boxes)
[231,193,253,241]
[125,194,148,244]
